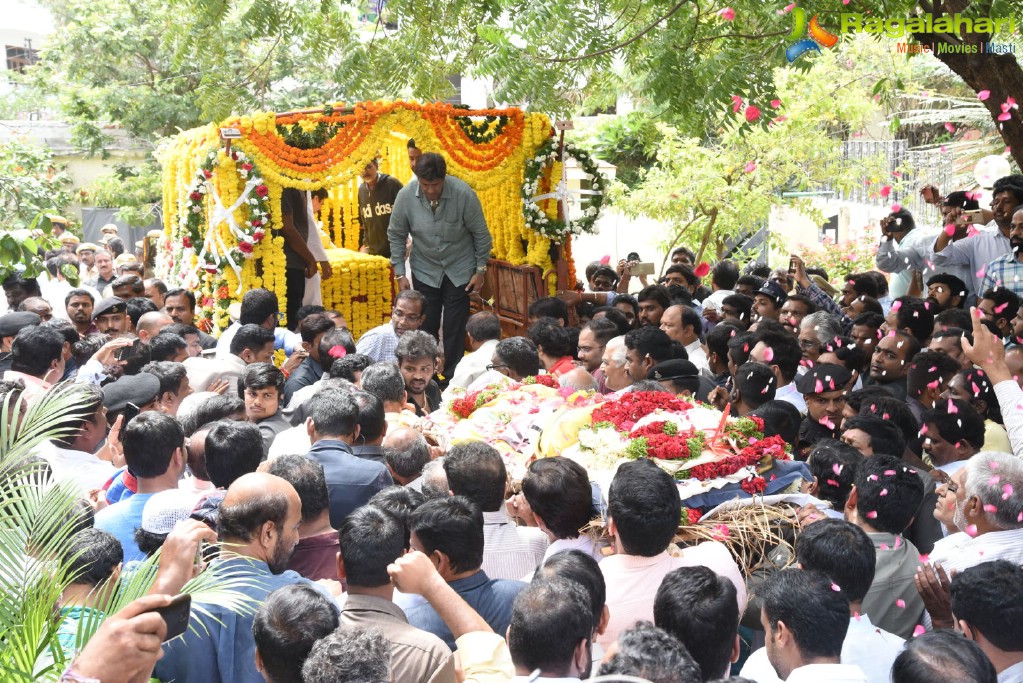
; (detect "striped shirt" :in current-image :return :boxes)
[929,527,1023,575]
[355,322,400,362]
[480,509,549,581]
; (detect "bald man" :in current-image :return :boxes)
[136,311,173,344]
[156,472,339,683]
[559,366,599,392]
[381,426,431,487]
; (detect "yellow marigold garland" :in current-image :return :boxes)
[159,101,574,333]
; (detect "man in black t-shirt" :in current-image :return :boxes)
[357,159,403,258]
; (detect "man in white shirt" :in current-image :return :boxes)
[444,441,548,581]
[37,383,117,494]
[597,459,746,648]
[355,289,427,363]
[743,519,902,683]
[660,304,710,375]
[951,560,1023,683]
[928,452,1023,578]
[757,568,867,683]
[443,311,501,400]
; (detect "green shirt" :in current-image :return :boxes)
[387,176,492,288]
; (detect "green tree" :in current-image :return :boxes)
[0,141,74,283]
[23,0,1023,169]
[611,36,898,264]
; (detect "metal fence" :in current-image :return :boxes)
[834,139,955,226]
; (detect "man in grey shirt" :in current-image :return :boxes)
[388,152,493,380]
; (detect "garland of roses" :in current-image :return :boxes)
[522,138,607,242]
[182,148,270,273]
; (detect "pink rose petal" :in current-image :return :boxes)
[896,599,906,609]
[913,625,927,637]
[978,90,991,101]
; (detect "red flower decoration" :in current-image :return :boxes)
[523,374,559,388]
[255,185,269,197]
[189,191,203,201]
[202,169,212,178]
[328,345,347,359]
[693,262,711,278]
[238,241,253,254]
[741,475,768,495]
[182,236,192,248]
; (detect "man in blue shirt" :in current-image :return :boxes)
[156,472,336,683]
[388,153,493,380]
[94,412,187,563]
[404,496,527,650]
[303,387,392,527]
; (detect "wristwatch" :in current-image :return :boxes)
[476,265,487,274]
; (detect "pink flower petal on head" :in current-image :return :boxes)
[978,90,991,101]
[913,625,927,637]
[892,204,902,212]
[599,255,611,265]
[763,347,774,362]
[891,300,902,312]
[831,583,842,592]
[965,524,979,537]
[999,112,1013,122]
[866,511,878,519]
[984,504,999,513]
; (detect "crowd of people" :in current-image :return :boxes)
[6,174,1023,683]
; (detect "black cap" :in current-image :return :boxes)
[648,359,700,381]
[102,373,161,412]
[0,312,40,338]
[756,281,788,306]
[93,297,127,320]
[796,363,853,395]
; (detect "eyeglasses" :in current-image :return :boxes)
[392,310,422,323]
[798,339,821,351]
[486,363,509,371]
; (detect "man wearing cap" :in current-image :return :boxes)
[76,243,99,282]
[85,250,116,291]
[797,362,853,457]
[102,372,162,424]
[48,214,69,239]
[93,297,129,336]
[753,281,787,325]
[648,359,701,398]
[0,312,41,374]
[59,233,80,253]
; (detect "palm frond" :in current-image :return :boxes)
[0,380,258,676]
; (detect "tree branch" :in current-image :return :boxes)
[548,0,692,63]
